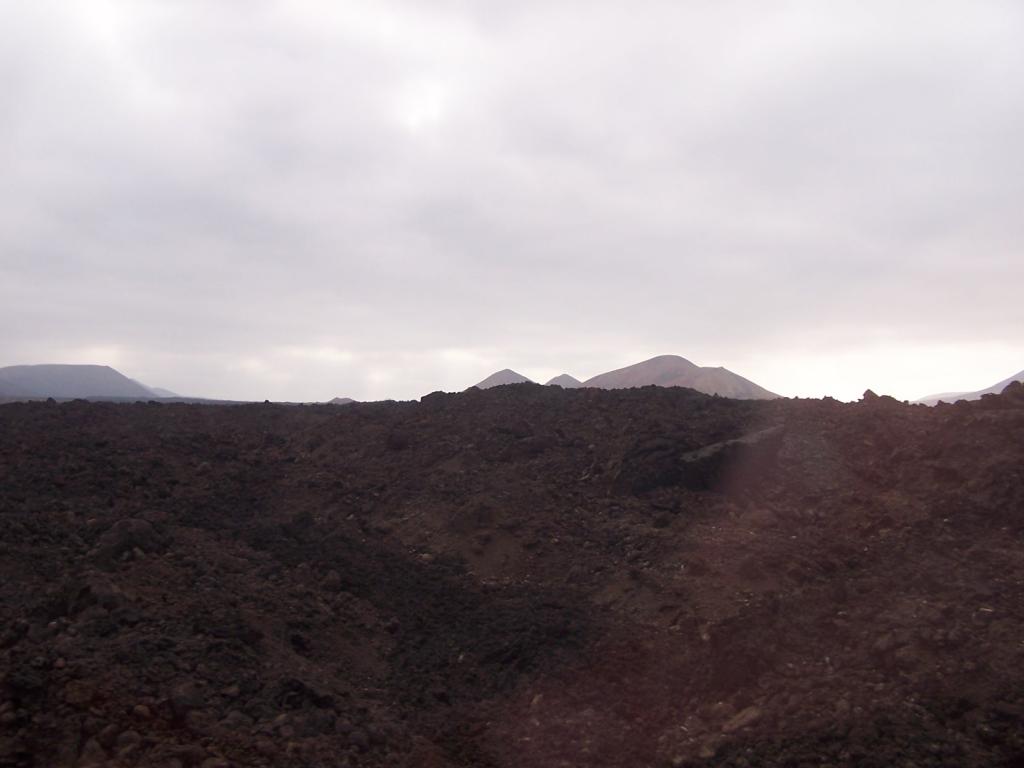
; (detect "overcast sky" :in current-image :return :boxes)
[2,1,1022,402]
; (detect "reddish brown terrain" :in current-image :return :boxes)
[2,383,1023,767]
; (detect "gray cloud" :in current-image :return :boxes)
[2,1,1022,401]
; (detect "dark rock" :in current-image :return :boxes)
[348,728,370,751]
[94,518,164,564]
[3,381,1024,768]
[321,569,344,592]
[274,678,334,710]
[677,425,785,492]
[0,620,29,649]
[77,737,106,766]
[3,663,45,693]
[612,434,696,494]
[59,573,131,620]
[290,632,311,654]
[198,613,263,646]
[1000,380,1024,401]
[115,730,141,749]
[220,710,255,730]
[495,419,534,439]
[169,680,205,719]
[96,723,120,749]
[722,705,763,733]
[157,743,208,766]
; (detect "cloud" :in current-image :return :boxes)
[2,1,1022,402]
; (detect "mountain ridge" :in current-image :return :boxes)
[582,355,777,399]
[472,355,777,400]
[0,364,157,400]
[472,369,533,389]
[916,368,1024,405]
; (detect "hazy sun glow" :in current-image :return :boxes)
[395,78,449,132]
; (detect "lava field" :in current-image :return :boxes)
[1,383,1023,767]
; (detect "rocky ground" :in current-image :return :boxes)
[1,383,1023,767]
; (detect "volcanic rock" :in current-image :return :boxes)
[93,518,164,564]
[2,386,1023,767]
[722,705,763,733]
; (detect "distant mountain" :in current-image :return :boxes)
[329,397,356,405]
[148,387,179,398]
[0,364,157,400]
[470,356,777,398]
[472,369,533,389]
[0,378,31,398]
[546,374,582,388]
[582,355,778,399]
[916,368,1024,405]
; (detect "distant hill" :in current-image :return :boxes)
[470,356,777,399]
[472,369,533,389]
[0,379,31,398]
[916,368,1024,405]
[0,364,157,400]
[582,355,778,399]
[546,374,582,388]
[329,397,356,405]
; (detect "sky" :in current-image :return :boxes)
[2,1,1022,402]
